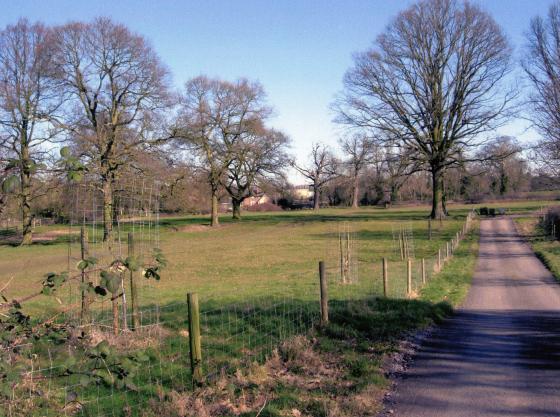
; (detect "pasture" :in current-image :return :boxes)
[0,201,549,416]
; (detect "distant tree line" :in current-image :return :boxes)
[2,0,560,244]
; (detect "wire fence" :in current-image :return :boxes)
[1,210,476,417]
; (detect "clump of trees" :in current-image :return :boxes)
[172,76,290,225]
[5,0,560,240]
[292,143,339,210]
[0,19,292,240]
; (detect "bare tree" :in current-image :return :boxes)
[335,0,513,218]
[224,127,290,220]
[339,134,375,208]
[477,136,524,196]
[52,17,169,241]
[0,19,62,245]
[524,2,560,176]
[293,143,339,210]
[384,146,419,203]
[173,76,271,226]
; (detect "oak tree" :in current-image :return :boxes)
[293,143,339,210]
[174,76,271,226]
[524,2,560,176]
[53,18,169,241]
[336,0,513,218]
[0,19,62,245]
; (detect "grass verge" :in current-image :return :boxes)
[515,217,560,281]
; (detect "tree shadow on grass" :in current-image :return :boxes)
[17,294,455,417]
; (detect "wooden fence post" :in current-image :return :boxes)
[187,293,203,386]
[438,249,442,271]
[428,219,432,240]
[382,258,388,297]
[421,258,426,285]
[319,261,329,325]
[446,242,450,259]
[128,232,140,330]
[80,226,90,326]
[407,258,412,296]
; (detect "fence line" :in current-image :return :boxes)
[2,210,476,416]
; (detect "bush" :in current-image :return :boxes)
[543,206,560,240]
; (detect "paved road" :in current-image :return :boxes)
[390,217,560,417]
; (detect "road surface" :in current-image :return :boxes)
[390,217,560,417]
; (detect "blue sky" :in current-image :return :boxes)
[2,0,554,178]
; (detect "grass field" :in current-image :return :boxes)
[0,200,549,416]
[1,200,551,316]
[515,211,560,281]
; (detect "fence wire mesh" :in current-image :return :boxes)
[1,210,476,417]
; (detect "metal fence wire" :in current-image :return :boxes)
[1,210,476,417]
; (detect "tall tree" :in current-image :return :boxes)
[339,134,374,208]
[173,76,271,226]
[0,19,62,245]
[524,2,560,176]
[52,18,169,241]
[477,136,523,196]
[384,146,418,203]
[293,143,339,210]
[335,0,513,218]
[224,127,290,220]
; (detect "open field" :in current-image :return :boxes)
[0,202,545,416]
[1,200,552,316]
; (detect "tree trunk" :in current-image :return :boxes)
[430,168,446,219]
[313,182,320,210]
[351,175,359,208]
[232,198,242,220]
[102,177,113,242]
[20,178,32,246]
[20,137,33,246]
[390,184,398,203]
[211,189,219,227]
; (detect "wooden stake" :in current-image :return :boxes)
[128,232,140,330]
[188,293,203,386]
[421,258,426,285]
[112,295,119,336]
[319,261,329,325]
[80,226,90,326]
[382,258,388,297]
[407,258,412,295]
[428,219,432,240]
[339,233,344,283]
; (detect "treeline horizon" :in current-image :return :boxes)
[2,0,560,245]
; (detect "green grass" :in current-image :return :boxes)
[515,215,560,281]
[0,202,512,416]
[244,227,480,417]
[2,204,485,316]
